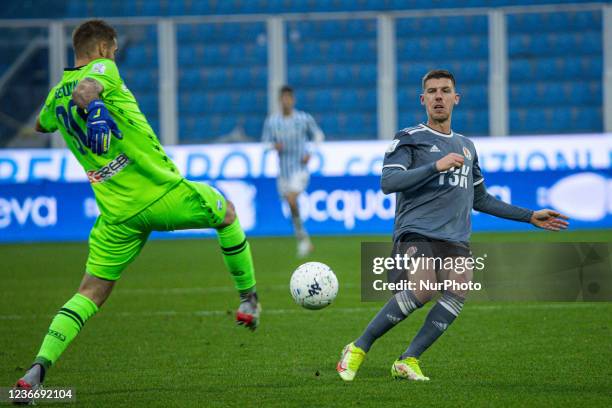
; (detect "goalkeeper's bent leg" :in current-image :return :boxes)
[216,202,256,292]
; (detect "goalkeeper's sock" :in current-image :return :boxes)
[217,217,256,292]
[401,291,464,359]
[354,290,422,352]
[35,293,99,367]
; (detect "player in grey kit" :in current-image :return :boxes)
[337,69,569,381]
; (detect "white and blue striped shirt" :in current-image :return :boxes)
[262,110,324,179]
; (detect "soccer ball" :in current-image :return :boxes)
[290,262,339,310]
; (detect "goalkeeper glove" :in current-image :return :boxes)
[85,100,122,155]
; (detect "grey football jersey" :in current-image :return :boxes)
[382,123,484,243]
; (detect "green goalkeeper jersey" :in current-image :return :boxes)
[38,58,182,224]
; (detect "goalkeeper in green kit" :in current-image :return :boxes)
[14,19,260,394]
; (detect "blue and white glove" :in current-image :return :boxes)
[85,100,122,155]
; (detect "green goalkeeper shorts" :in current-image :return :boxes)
[86,179,227,281]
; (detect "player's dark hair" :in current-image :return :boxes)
[72,19,117,58]
[279,85,294,96]
[422,69,456,90]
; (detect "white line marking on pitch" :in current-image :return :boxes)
[0,302,606,320]
[114,283,359,295]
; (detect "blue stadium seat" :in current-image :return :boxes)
[508,105,603,135]
[396,62,426,84]
[178,68,201,90]
[512,32,602,58]
[396,39,420,59]
[17,0,604,18]
[457,60,489,84]
[317,66,337,86]
[168,1,187,15]
[509,108,541,134]
[572,10,602,30]
[442,36,488,59]
[210,93,232,114]
[508,13,549,33]
[182,23,266,43]
[140,1,161,16]
[509,84,536,107]
[508,11,601,33]
[181,92,204,115]
[148,118,159,135]
[398,111,425,128]
[244,116,265,137]
[452,110,469,130]
[358,89,377,110]
[176,24,196,43]
[288,65,321,86]
[550,108,572,132]
[137,93,157,117]
[509,59,533,81]
[202,69,225,88]
[66,1,87,17]
[240,0,261,13]
[464,109,489,135]
[179,116,196,140]
[90,3,112,17]
[178,46,197,67]
[191,1,213,15]
[569,81,601,106]
[317,114,339,137]
[397,88,421,111]
[122,68,157,90]
[314,90,332,111]
[574,107,603,132]
[288,19,376,40]
[460,85,487,109]
[238,93,254,113]
[50,1,602,140]
[249,67,268,86]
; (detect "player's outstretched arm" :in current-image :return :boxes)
[529,209,570,231]
[473,181,533,222]
[473,182,569,230]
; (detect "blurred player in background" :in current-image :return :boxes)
[262,85,324,258]
[337,69,569,382]
[14,19,261,396]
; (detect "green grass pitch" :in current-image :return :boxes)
[1,230,611,407]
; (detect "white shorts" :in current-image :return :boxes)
[277,171,309,196]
